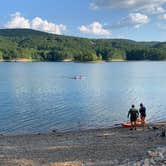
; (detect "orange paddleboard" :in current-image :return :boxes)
[121,118,145,127]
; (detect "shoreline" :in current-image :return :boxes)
[1,58,166,63]
[0,121,165,165]
[0,58,34,62]
[1,120,165,137]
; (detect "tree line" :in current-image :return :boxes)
[0,29,166,61]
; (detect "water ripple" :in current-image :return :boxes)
[0,62,166,134]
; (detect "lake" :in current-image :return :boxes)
[0,62,166,134]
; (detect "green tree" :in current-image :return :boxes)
[0,51,2,59]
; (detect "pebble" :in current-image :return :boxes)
[149,158,156,165]
[82,146,166,166]
[132,146,166,166]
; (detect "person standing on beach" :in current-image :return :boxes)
[139,103,146,127]
[128,105,139,130]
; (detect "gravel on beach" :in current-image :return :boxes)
[0,122,165,166]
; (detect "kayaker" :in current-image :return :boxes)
[127,105,139,130]
[139,103,146,127]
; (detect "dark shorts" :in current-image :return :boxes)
[141,114,146,118]
[130,116,137,122]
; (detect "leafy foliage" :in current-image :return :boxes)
[0,28,166,61]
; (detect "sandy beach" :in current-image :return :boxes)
[0,122,165,166]
[0,59,33,62]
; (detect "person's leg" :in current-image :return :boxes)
[141,116,145,130]
[134,120,137,130]
[143,117,145,126]
[141,116,144,125]
[130,119,133,130]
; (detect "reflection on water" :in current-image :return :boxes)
[0,62,166,134]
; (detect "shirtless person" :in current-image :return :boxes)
[139,103,146,127]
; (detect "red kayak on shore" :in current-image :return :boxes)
[121,118,145,128]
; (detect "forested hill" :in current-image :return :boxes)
[0,28,166,61]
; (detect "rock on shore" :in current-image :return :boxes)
[82,146,166,166]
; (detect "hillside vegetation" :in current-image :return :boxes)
[0,28,166,61]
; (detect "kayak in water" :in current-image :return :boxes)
[121,118,146,128]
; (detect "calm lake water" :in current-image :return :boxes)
[0,62,166,134]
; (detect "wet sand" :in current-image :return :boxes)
[0,122,165,166]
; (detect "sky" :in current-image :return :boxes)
[0,0,166,41]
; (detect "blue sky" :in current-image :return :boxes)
[0,0,166,41]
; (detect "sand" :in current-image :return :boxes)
[0,58,33,62]
[0,122,165,166]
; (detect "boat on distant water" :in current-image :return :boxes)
[71,75,85,80]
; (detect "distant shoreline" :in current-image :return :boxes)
[0,29,165,63]
[1,58,166,63]
[0,58,126,62]
[0,58,34,62]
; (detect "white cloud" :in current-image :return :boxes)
[5,12,30,28]
[159,13,166,20]
[79,22,111,36]
[5,12,66,34]
[91,0,166,14]
[111,13,149,29]
[31,17,66,34]
[145,6,165,14]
